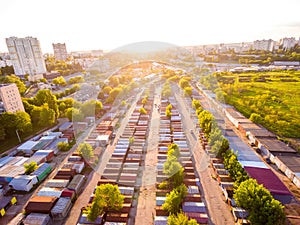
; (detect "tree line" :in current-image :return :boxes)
[193,97,285,224]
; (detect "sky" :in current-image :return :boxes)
[1,0,300,53]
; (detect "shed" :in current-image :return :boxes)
[32,150,54,162]
[37,187,63,198]
[44,138,68,154]
[44,131,62,137]
[39,135,57,142]
[244,166,294,204]
[9,175,38,192]
[32,140,52,152]
[26,155,46,165]
[61,189,76,200]
[0,156,14,168]
[257,137,297,154]
[0,196,16,217]
[59,122,73,132]
[96,135,110,147]
[62,162,85,174]
[51,197,72,219]
[17,141,39,155]
[23,213,51,225]
[156,196,166,206]
[0,165,25,183]
[25,196,58,214]
[154,216,168,225]
[78,213,103,224]
[182,202,206,213]
[45,179,69,188]
[67,174,85,194]
[32,163,52,182]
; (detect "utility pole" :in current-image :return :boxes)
[15,129,21,143]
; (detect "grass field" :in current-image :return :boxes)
[209,70,300,138]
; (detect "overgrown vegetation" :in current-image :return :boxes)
[84,183,124,223]
[194,94,285,224]
[200,71,300,138]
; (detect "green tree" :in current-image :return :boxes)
[249,113,263,124]
[223,150,248,186]
[108,76,119,87]
[198,110,214,137]
[163,156,184,187]
[68,76,84,85]
[57,142,69,151]
[129,136,135,144]
[184,87,193,96]
[66,108,84,122]
[234,179,285,225]
[139,107,147,114]
[179,78,190,89]
[34,89,59,118]
[0,75,26,94]
[106,87,122,104]
[24,162,38,174]
[52,76,67,86]
[38,104,56,127]
[0,124,6,140]
[167,143,180,159]
[162,184,187,215]
[102,86,112,95]
[168,212,199,225]
[121,100,127,107]
[85,184,124,223]
[78,143,94,161]
[192,99,202,111]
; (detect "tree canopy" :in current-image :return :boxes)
[78,143,94,161]
[85,184,124,222]
[24,162,38,174]
[0,74,26,94]
[0,111,32,136]
[168,212,199,225]
[162,184,187,215]
[234,178,285,225]
[33,89,59,119]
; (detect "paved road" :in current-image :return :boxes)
[135,88,161,225]
[64,90,144,225]
[175,91,235,225]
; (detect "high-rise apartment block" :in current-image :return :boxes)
[6,37,47,80]
[280,37,297,50]
[52,43,68,60]
[0,83,25,113]
[253,39,274,51]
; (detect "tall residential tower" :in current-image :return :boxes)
[6,36,47,80]
[52,43,68,61]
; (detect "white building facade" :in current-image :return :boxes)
[0,83,25,113]
[6,37,47,78]
[52,43,68,60]
[252,39,274,51]
[280,37,297,50]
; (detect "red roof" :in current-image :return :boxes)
[61,189,75,198]
[244,166,292,196]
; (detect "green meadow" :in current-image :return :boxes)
[202,71,300,138]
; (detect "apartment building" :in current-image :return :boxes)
[52,43,68,60]
[6,36,47,80]
[0,83,25,113]
[280,37,297,50]
[252,39,274,51]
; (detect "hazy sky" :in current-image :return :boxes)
[1,0,300,53]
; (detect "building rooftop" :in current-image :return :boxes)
[259,138,297,153]
[275,154,300,173]
[244,166,292,197]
